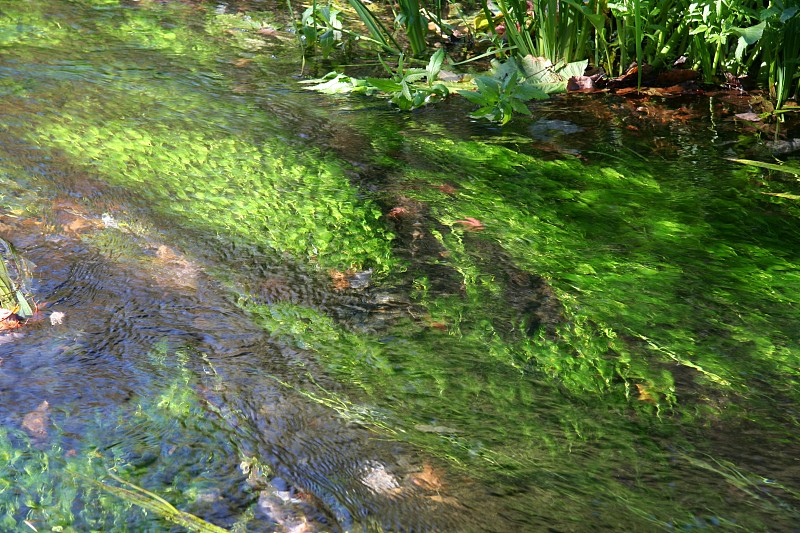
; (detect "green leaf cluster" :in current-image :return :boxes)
[304,49,450,110]
[458,57,586,124]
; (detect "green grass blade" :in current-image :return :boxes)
[727,158,800,176]
[77,472,230,533]
[347,0,401,54]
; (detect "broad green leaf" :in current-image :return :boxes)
[365,77,404,93]
[529,82,565,95]
[732,21,766,45]
[510,98,532,116]
[474,76,500,98]
[431,83,449,96]
[780,6,798,23]
[458,90,489,105]
[491,58,521,84]
[401,79,413,101]
[515,83,549,100]
[560,60,589,80]
[426,48,445,85]
[402,71,428,84]
[301,73,357,94]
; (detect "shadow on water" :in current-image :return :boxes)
[1,0,800,531]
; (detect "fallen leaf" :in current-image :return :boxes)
[735,112,761,122]
[0,313,20,331]
[329,269,352,291]
[61,215,93,234]
[428,494,463,506]
[635,384,656,404]
[410,463,443,491]
[567,75,598,92]
[654,69,700,85]
[454,217,485,231]
[387,206,409,219]
[256,27,278,37]
[435,183,458,195]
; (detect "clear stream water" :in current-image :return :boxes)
[1,1,799,531]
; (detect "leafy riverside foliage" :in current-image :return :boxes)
[301,0,799,114]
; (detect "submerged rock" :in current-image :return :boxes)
[766,138,800,156]
[529,118,583,141]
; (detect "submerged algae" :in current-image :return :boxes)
[0,348,255,532]
[3,0,394,276]
[1,0,799,531]
[366,133,800,408]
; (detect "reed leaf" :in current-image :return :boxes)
[78,472,230,533]
[0,238,34,318]
[347,0,401,53]
[397,0,428,56]
[727,158,800,177]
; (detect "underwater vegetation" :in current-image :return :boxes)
[0,0,799,530]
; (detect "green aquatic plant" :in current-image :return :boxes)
[368,49,450,109]
[0,341,259,531]
[4,1,800,529]
[30,101,395,274]
[459,57,585,123]
[300,2,345,58]
[320,119,800,416]
[346,0,402,54]
[728,157,800,176]
[396,0,429,57]
[303,48,451,110]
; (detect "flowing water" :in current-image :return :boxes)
[1,1,799,531]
